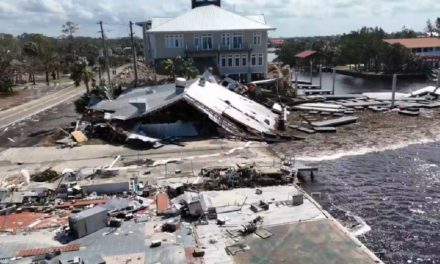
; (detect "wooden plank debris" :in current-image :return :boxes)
[71,131,88,143]
[296,127,316,134]
[311,116,358,127]
[314,127,337,133]
[399,110,420,116]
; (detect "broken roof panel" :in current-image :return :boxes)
[184,80,278,135]
[90,84,184,121]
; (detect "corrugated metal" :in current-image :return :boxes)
[149,5,274,33]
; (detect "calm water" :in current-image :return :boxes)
[301,142,440,264]
[296,72,433,94]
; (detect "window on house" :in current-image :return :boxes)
[194,34,200,49]
[228,55,233,67]
[241,54,247,67]
[251,54,256,66]
[165,34,183,48]
[258,54,263,66]
[232,33,243,49]
[220,55,226,67]
[416,48,422,53]
[235,55,240,67]
[201,34,213,50]
[253,32,261,46]
[221,33,230,48]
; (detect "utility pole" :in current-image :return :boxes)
[391,74,397,109]
[437,69,440,88]
[319,64,322,89]
[129,21,139,88]
[332,68,336,95]
[98,21,112,95]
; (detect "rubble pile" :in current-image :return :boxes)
[113,62,171,88]
[30,168,60,182]
[199,164,293,191]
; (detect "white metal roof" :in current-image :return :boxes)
[149,5,274,33]
[246,15,266,24]
[184,80,278,134]
[151,17,172,29]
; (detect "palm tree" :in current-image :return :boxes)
[161,59,175,79]
[70,57,94,94]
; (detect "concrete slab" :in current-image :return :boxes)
[233,219,380,264]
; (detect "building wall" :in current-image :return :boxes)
[148,30,268,80]
[411,47,440,57]
[69,207,108,238]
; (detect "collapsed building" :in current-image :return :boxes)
[89,77,285,144]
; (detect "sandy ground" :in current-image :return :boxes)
[271,109,440,160]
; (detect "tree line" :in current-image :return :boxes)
[277,18,440,74]
[0,21,143,94]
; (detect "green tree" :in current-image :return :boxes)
[392,26,418,38]
[22,35,59,84]
[435,17,440,35]
[382,43,418,73]
[0,49,13,94]
[78,43,99,66]
[426,19,435,37]
[62,21,79,39]
[276,41,307,66]
[61,21,79,70]
[174,57,199,79]
[161,59,175,79]
[70,57,94,94]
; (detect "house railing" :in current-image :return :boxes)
[185,43,252,53]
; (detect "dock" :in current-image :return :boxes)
[298,89,332,95]
[311,116,358,127]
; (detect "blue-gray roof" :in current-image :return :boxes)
[90,84,184,121]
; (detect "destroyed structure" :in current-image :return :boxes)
[0,148,383,264]
[88,76,285,146]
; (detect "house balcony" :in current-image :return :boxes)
[185,43,253,55]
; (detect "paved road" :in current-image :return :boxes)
[0,86,84,130]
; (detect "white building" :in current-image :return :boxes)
[137,0,275,82]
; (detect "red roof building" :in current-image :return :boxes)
[270,38,286,46]
[295,50,318,59]
[383,38,440,61]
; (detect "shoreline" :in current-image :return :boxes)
[271,109,440,161]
